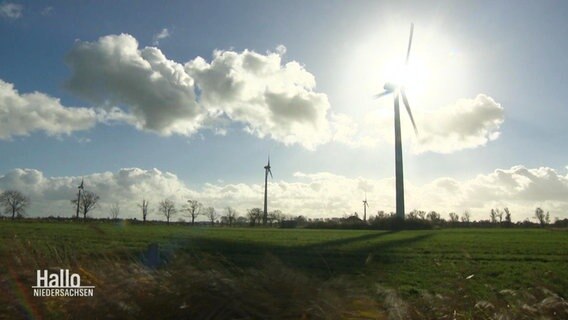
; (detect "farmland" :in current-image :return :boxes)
[1,220,567,319]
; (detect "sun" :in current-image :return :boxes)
[383,59,431,94]
[343,23,466,110]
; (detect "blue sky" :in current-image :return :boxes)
[1,1,567,220]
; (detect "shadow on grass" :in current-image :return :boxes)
[174,231,433,277]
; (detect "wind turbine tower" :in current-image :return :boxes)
[363,194,369,222]
[263,156,273,225]
[374,23,419,220]
[75,178,84,218]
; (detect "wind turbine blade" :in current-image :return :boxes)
[405,23,414,65]
[373,91,391,99]
[401,89,418,135]
[268,168,273,179]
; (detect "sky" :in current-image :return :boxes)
[1,0,567,222]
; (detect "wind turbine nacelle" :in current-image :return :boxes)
[384,82,398,92]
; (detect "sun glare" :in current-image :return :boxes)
[344,22,467,111]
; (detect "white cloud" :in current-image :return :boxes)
[186,48,331,149]
[66,34,203,136]
[66,34,332,149]
[331,112,380,148]
[330,94,504,153]
[0,79,98,139]
[0,168,190,219]
[0,2,22,19]
[463,166,568,204]
[63,33,505,153]
[1,165,566,222]
[413,165,568,220]
[152,28,170,45]
[414,94,504,153]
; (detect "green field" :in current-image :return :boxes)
[1,220,567,319]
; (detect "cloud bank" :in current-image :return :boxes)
[1,165,566,222]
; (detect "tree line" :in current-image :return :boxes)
[0,188,291,227]
[0,189,566,229]
[304,207,567,230]
[137,198,288,227]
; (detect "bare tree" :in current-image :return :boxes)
[247,208,262,226]
[159,199,176,224]
[427,211,440,222]
[225,207,238,226]
[184,200,202,225]
[71,191,99,219]
[448,212,459,223]
[203,207,218,225]
[461,210,471,223]
[109,202,120,220]
[504,207,512,225]
[534,208,550,226]
[407,209,419,220]
[236,216,248,225]
[268,209,283,226]
[0,190,29,219]
[535,207,545,226]
[545,211,550,225]
[496,209,503,224]
[490,209,497,224]
[138,199,149,223]
[376,210,388,220]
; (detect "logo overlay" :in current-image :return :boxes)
[33,269,95,297]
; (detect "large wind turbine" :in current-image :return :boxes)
[374,23,418,220]
[263,156,273,225]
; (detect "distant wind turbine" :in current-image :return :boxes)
[75,178,84,218]
[263,156,273,225]
[374,23,419,220]
[362,193,369,222]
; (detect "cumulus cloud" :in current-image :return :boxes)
[413,165,568,219]
[0,79,98,139]
[66,34,203,136]
[152,28,170,45]
[1,165,566,222]
[65,34,331,149]
[186,49,331,149]
[0,2,22,19]
[463,166,568,204]
[414,94,504,153]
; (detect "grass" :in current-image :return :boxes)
[0,220,567,319]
